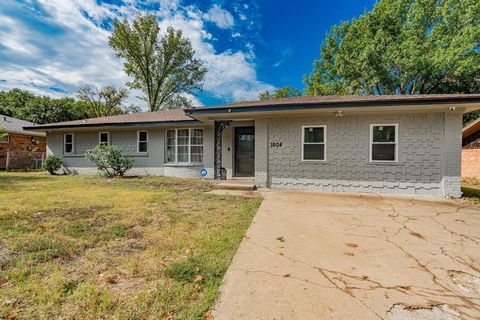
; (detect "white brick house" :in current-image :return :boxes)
[25,95,480,197]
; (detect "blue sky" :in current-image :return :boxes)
[0,0,376,109]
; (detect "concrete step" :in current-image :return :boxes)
[214,180,257,191]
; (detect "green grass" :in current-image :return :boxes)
[460,177,480,207]
[0,172,261,319]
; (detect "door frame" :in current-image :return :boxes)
[233,126,255,178]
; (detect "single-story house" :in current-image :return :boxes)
[24,94,480,197]
[1,115,46,169]
[461,117,480,178]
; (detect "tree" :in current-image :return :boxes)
[305,0,480,96]
[109,14,207,111]
[0,127,7,140]
[77,84,131,117]
[259,86,302,101]
[0,89,35,117]
[17,96,89,124]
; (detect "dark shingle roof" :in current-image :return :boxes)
[0,115,45,136]
[23,109,197,130]
[187,94,480,112]
[23,94,480,130]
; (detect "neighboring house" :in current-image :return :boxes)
[461,117,480,177]
[24,94,480,197]
[0,115,46,169]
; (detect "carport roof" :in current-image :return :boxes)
[186,94,480,115]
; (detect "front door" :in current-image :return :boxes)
[234,126,255,177]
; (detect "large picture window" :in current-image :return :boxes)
[302,126,326,161]
[166,128,203,164]
[64,133,74,154]
[370,124,398,162]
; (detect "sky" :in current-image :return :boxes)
[0,0,377,109]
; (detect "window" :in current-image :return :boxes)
[137,131,148,153]
[165,128,203,164]
[370,124,398,162]
[64,133,74,154]
[0,133,9,143]
[302,126,326,161]
[99,132,110,146]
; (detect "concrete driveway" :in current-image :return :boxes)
[213,190,480,320]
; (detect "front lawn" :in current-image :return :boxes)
[0,172,261,319]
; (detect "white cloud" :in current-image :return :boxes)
[0,0,274,108]
[203,4,234,29]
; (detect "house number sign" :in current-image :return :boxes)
[270,142,283,148]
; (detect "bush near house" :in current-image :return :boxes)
[43,155,63,175]
[85,145,134,177]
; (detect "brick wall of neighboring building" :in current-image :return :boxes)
[461,149,480,178]
[0,133,46,168]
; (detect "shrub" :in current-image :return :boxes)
[43,155,63,175]
[85,145,134,177]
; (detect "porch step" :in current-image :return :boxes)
[214,180,257,191]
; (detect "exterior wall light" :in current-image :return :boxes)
[336,111,344,119]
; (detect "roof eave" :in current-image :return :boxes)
[186,97,480,116]
[23,119,202,131]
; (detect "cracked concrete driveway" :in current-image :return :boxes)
[213,190,480,320]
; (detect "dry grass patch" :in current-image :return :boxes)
[0,172,261,319]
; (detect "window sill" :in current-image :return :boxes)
[164,163,203,167]
[366,161,404,166]
[300,160,328,163]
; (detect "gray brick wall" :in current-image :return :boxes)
[265,112,455,196]
[441,112,462,197]
[255,118,268,187]
[47,125,214,178]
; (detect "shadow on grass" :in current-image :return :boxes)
[461,186,480,199]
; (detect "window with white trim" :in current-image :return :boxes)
[64,133,74,154]
[0,133,9,143]
[99,132,110,146]
[165,128,203,164]
[302,126,326,161]
[370,124,398,162]
[137,131,148,153]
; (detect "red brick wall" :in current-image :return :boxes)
[462,149,480,177]
[0,133,46,168]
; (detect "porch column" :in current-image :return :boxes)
[214,120,231,180]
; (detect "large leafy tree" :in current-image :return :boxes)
[305,0,480,96]
[259,86,302,101]
[76,84,137,117]
[17,96,89,124]
[0,89,35,117]
[109,14,207,111]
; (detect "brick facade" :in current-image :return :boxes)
[0,133,46,168]
[45,110,463,197]
[461,149,480,178]
[264,112,461,197]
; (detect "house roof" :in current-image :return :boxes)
[23,94,480,131]
[186,94,480,114]
[23,109,198,130]
[462,117,480,139]
[0,115,45,136]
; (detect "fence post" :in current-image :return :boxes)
[5,150,10,171]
